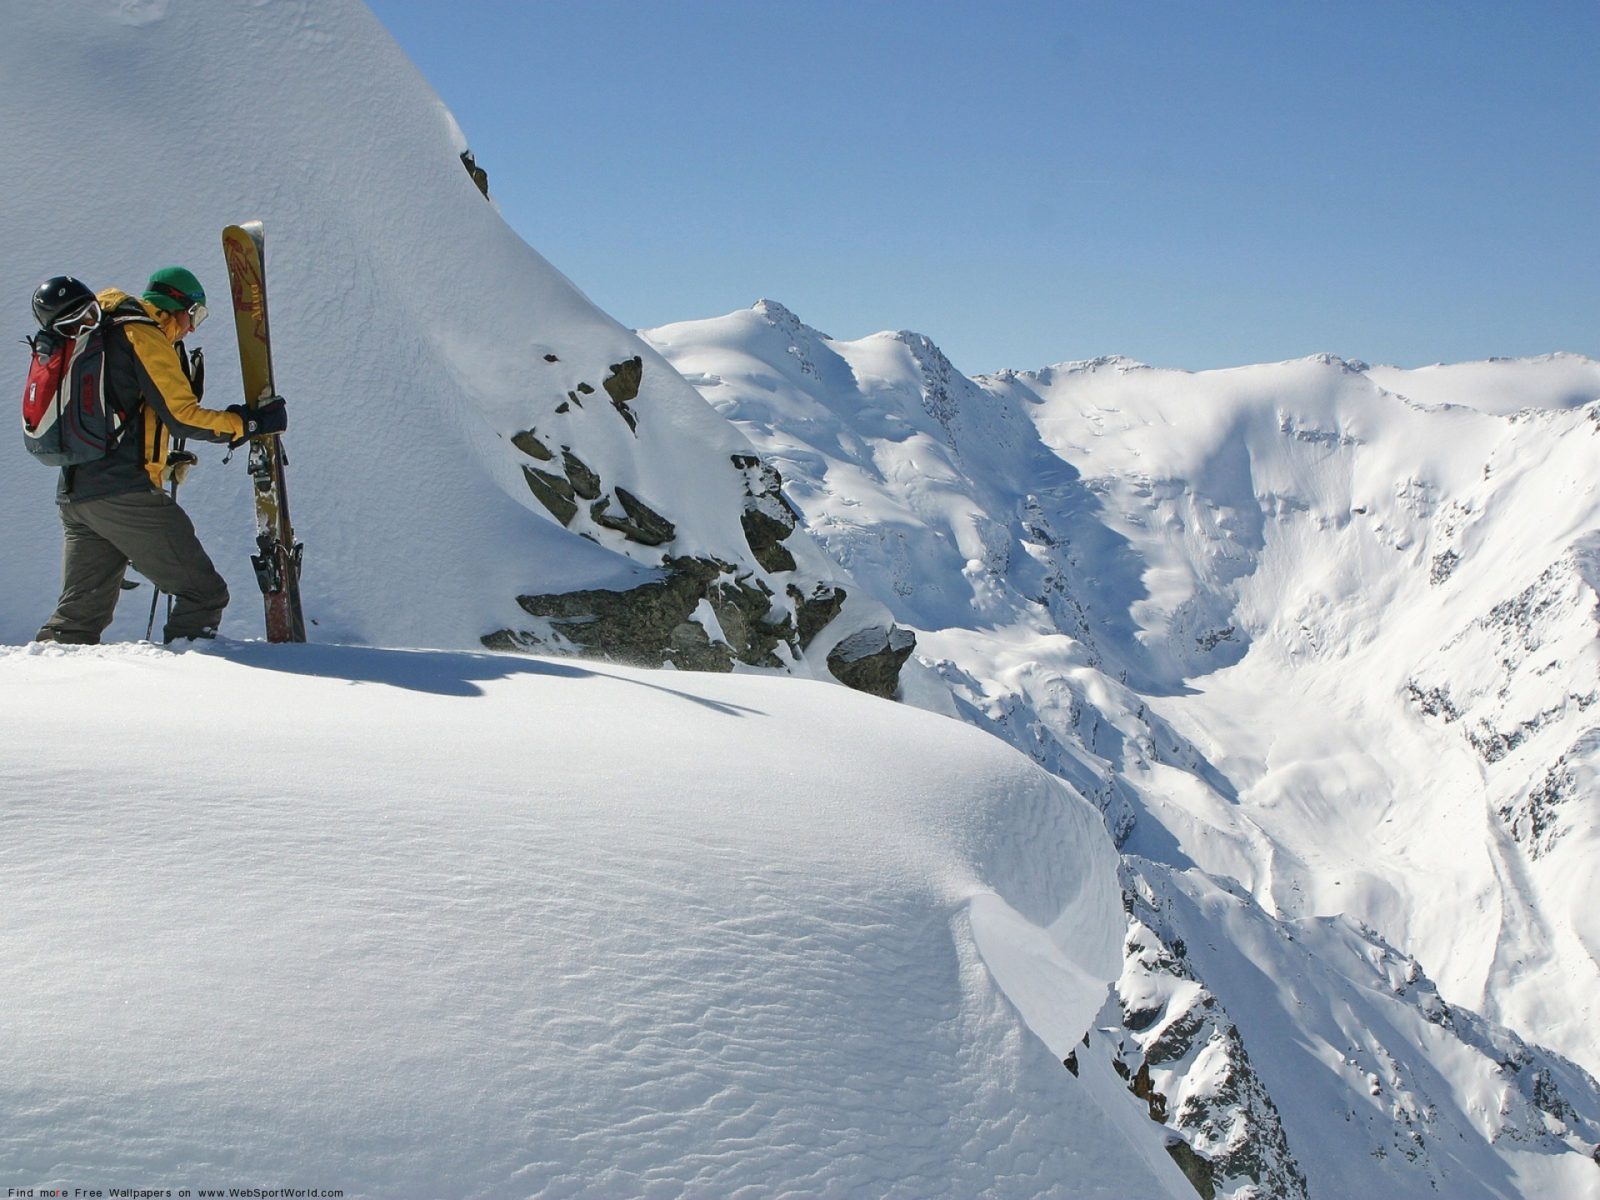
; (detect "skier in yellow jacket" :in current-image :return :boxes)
[35,266,287,644]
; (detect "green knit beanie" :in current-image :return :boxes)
[143,266,205,312]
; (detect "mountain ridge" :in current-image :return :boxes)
[644,299,1600,1197]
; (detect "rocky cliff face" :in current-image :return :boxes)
[1112,868,1308,1200]
[1407,536,1600,855]
[480,352,912,692]
[1104,859,1600,1199]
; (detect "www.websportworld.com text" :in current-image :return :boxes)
[5,1189,345,1199]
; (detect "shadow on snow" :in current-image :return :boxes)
[205,639,765,716]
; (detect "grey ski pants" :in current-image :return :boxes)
[37,488,230,644]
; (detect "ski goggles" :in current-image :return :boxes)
[52,298,101,336]
[149,280,208,327]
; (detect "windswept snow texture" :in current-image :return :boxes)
[0,642,1193,1199]
[646,306,1600,1198]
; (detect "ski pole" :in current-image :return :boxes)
[145,433,190,641]
[145,581,161,641]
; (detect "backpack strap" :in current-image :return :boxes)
[99,302,161,447]
[106,312,160,330]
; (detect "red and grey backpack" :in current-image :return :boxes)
[22,282,155,466]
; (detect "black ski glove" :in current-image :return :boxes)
[227,395,287,446]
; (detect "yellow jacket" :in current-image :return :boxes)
[93,289,246,489]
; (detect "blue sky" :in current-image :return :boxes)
[367,1,1597,375]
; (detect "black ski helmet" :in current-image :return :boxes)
[32,275,96,331]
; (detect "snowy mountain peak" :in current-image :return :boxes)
[1060,353,1158,374]
[1294,351,1368,372]
[750,297,825,338]
[983,356,1160,391]
[892,328,962,378]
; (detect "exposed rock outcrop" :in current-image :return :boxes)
[827,625,916,699]
[788,583,847,649]
[522,465,576,526]
[590,487,676,547]
[1165,1136,1217,1200]
[511,428,554,461]
[486,554,798,676]
[733,454,802,573]
[1114,869,1309,1200]
[494,358,915,701]
[561,449,602,500]
[603,356,643,432]
[459,148,489,198]
[486,530,912,695]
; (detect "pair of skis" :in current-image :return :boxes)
[221,222,306,643]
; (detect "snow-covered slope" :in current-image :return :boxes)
[0,641,1195,1198]
[645,305,1600,1198]
[995,353,1600,1069]
[1364,353,1600,416]
[0,5,1199,1196]
[0,2,898,687]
